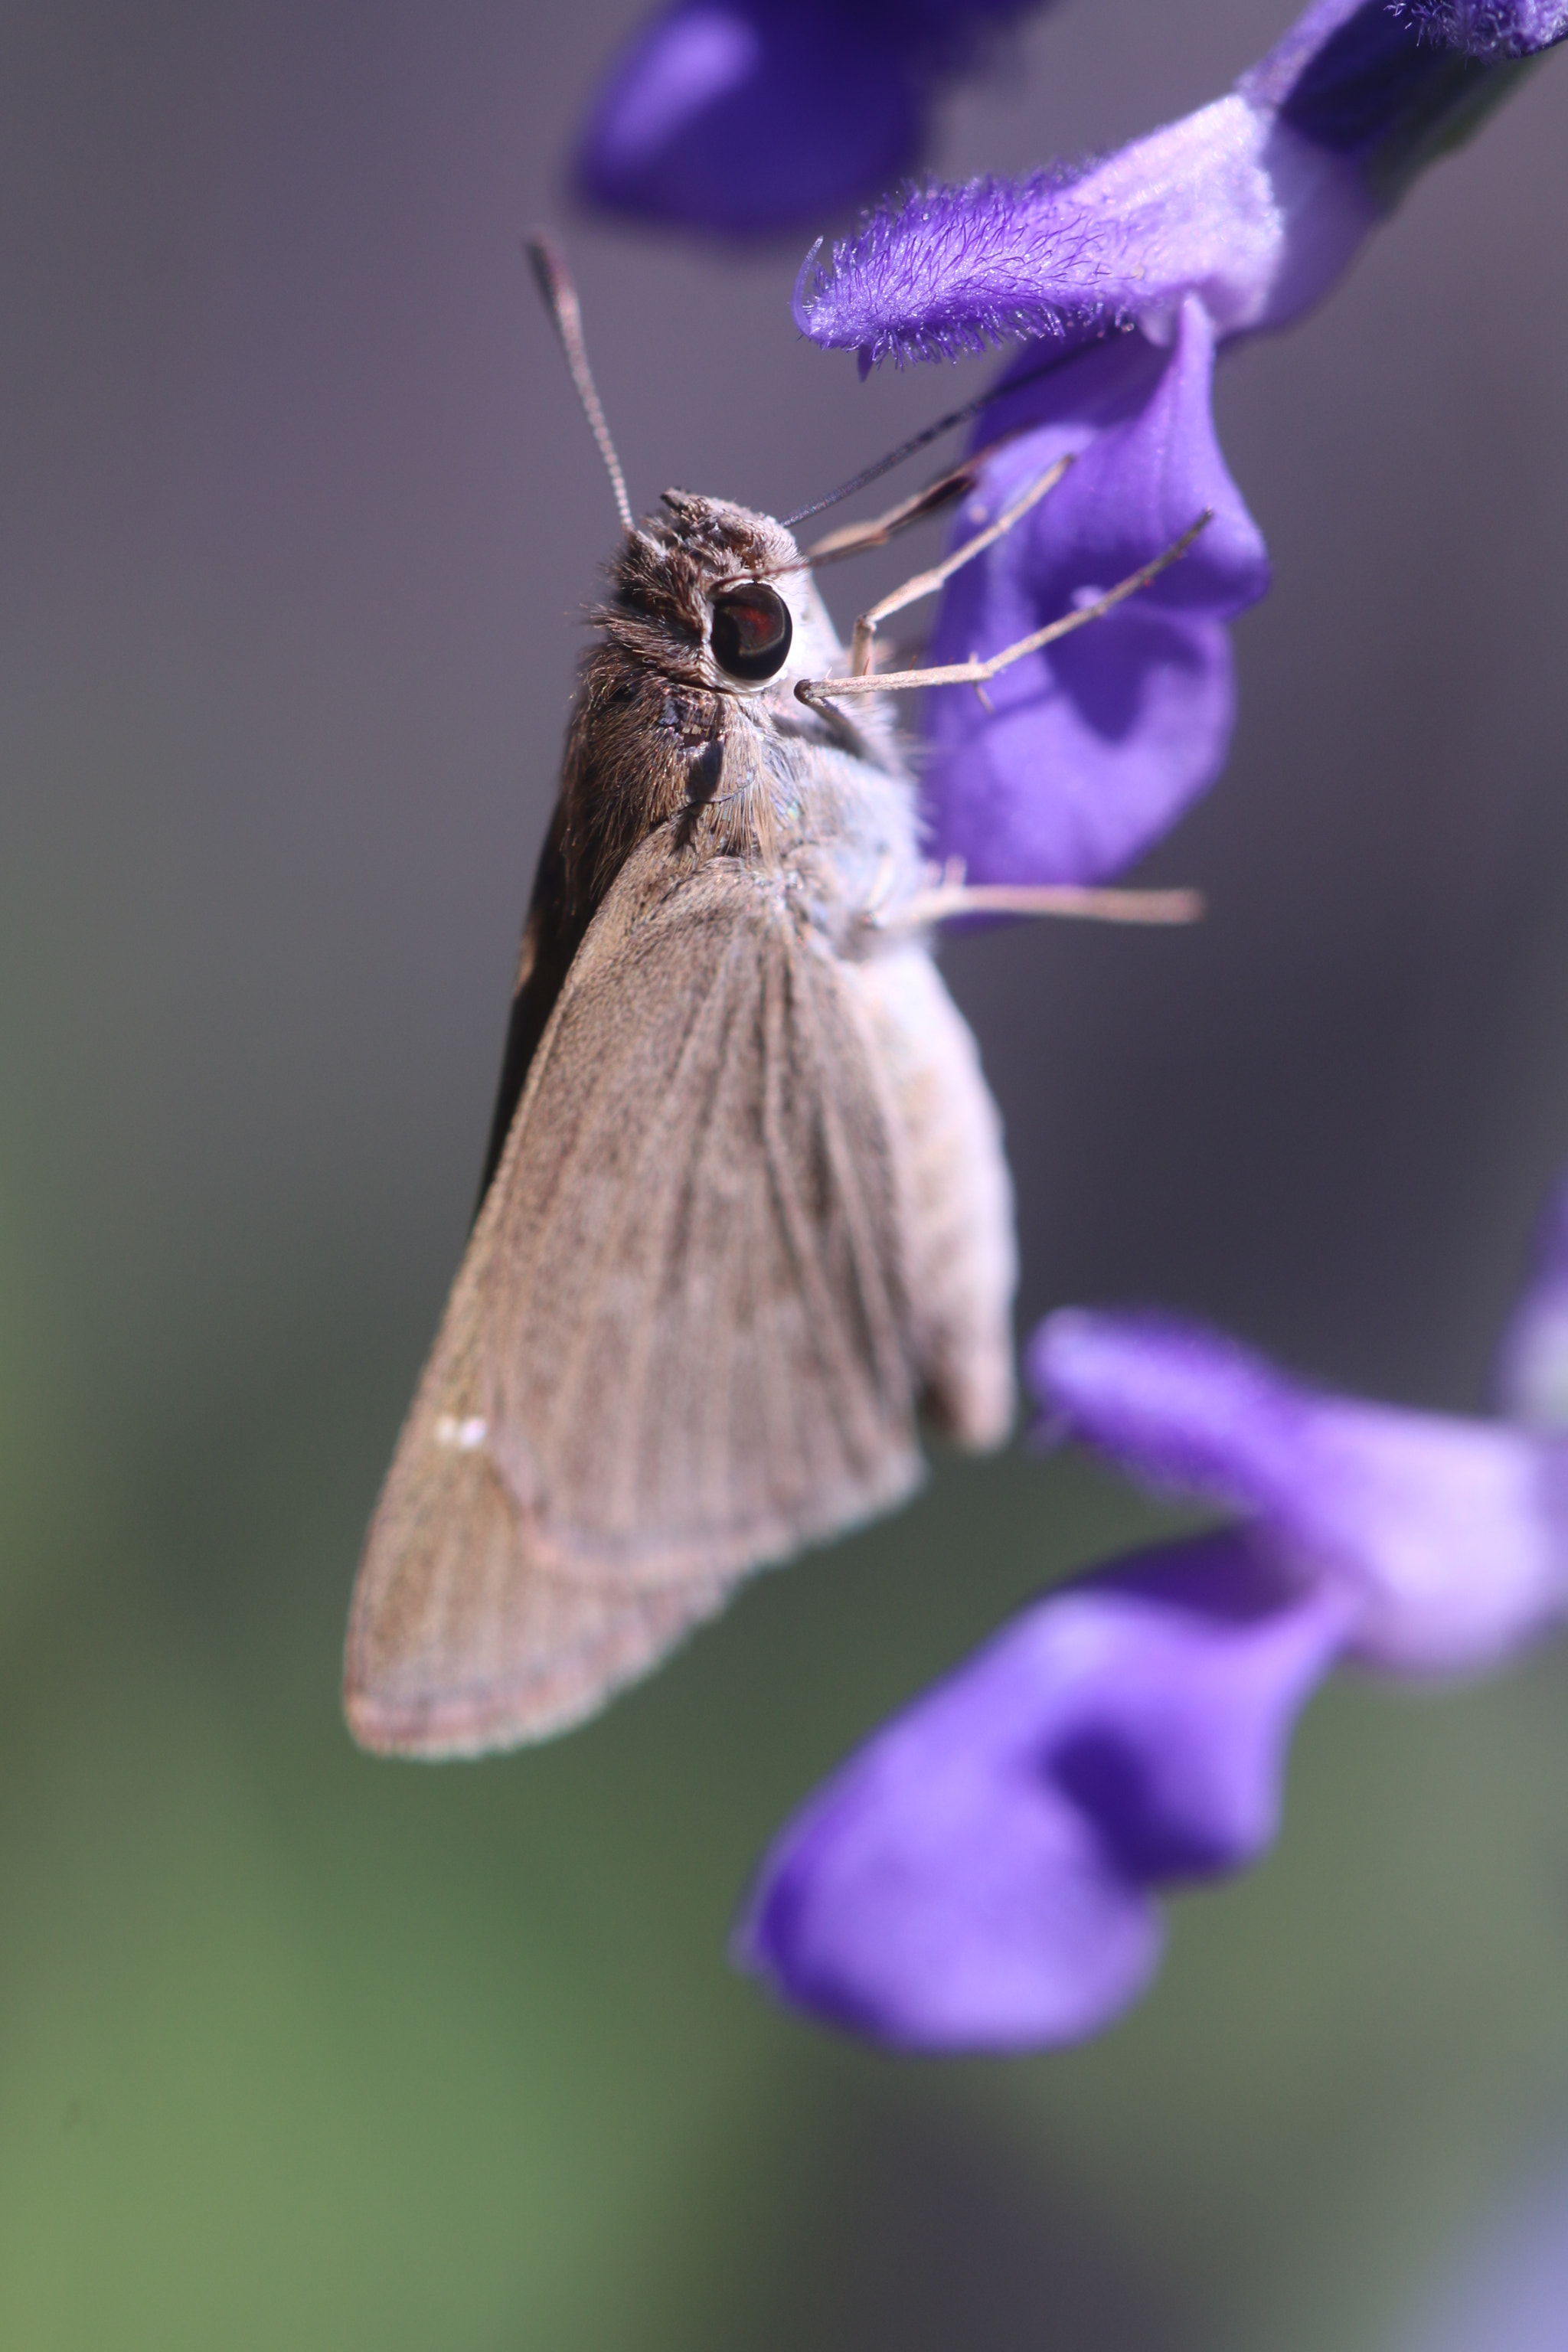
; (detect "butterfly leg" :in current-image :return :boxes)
[843,456,1073,678]
[797,510,1214,708]
[893,875,1204,927]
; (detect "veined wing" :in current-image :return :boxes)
[345,827,923,1756]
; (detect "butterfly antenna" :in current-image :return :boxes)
[524,231,635,534]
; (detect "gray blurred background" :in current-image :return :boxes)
[2,3,1567,2346]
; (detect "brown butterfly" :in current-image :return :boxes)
[343,239,1204,1759]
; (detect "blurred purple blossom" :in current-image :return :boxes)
[1492,1164,1568,1427]
[1390,0,1568,56]
[1034,1310,1568,1674]
[1387,2150,1568,2352]
[734,1528,1348,2048]
[573,0,1052,235]
[790,0,1561,886]
[734,1194,1568,2052]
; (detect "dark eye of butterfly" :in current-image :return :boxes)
[709,582,793,682]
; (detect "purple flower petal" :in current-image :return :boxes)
[922,301,1267,884]
[982,307,1270,619]
[1493,1170,1568,1428]
[1031,1312,1568,1673]
[792,168,1125,368]
[1390,0,1568,58]
[794,0,1559,364]
[793,88,1377,366]
[573,3,923,234]
[1246,0,1471,158]
[573,0,1054,237]
[735,1528,1347,2051]
[923,600,1236,889]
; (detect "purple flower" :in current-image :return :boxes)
[800,2,1563,364]
[735,1529,1348,2048]
[1492,1165,1568,1428]
[792,0,1561,885]
[1390,0,1568,57]
[573,0,1052,236]
[734,1200,1568,2052]
[1034,1311,1568,1674]
[574,2,1560,884]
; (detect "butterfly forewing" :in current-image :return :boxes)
[345,827,924,1756]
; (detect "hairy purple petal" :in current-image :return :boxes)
[1031,1312,1568,1673]
[796,0,1559,362]
[795,90,1375,365]
[1248,0,1464,149]
[922,302,1267,884]
[574,0,1052,237]
[792,168,1124,368]
[734,1529,1347,2052]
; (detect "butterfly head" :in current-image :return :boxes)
[602,492,837,698]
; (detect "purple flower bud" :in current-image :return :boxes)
[573,0,1051,237]
[734,1527,1348,2050]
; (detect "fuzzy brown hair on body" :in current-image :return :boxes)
[477,490,855,1201]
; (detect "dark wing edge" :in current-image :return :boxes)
[473,802,588,1214]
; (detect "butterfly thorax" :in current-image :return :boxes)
[476,492,926,1204]
[557,492,920,949]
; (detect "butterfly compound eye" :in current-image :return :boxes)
[709,583,792,682]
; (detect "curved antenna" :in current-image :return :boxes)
[524,231,634,534]
[779,320,1132,532]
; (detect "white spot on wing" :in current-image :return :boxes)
[433,1413,488,1451]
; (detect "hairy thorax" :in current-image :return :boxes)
[576,491,1017,1450]
[560,492,922,952]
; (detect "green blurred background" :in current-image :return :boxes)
[4,3,1568,2345]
